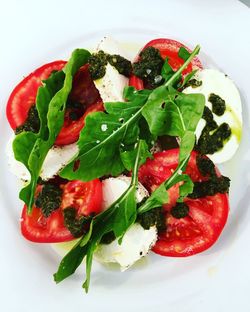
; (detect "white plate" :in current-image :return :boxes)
[1,1,250,311]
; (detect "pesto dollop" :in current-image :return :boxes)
[132,46,164,89]
[189,176,230,199]
[63,207,91,238]
[196,106,231,155]
[208,93,226,116]
[35,182,62,218]
[15,105,40,134]
[171,202,189,219]
[89,50,132,80]
[188,155,230,199]
[137,207,166,232]
[185,78,202,89]
[88,51,108,80]
[100,231,116,244]
[107,54,132,77]
[66,100,86,121]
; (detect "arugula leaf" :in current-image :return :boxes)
[138,155,192,214]
[60,90,150,181]
[177,174,194,202]
[13,49,90,212]
[161,58,175,81]
[54,140,145,292]
[137,183,169,214]
[59,46,201,182]
[54,223,92,284]
[54,45,202,292]
[178,69,198,89]
[142,90,205,161]
[178,46,191,61]
[120,140,151,171]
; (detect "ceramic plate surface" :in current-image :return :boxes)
[0,1,250,311]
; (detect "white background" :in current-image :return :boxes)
[0,1,250,311]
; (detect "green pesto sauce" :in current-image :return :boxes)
[185,78,202,89]
[188,155,230,199]
[196,106,232,155]
[107,54,132,77]
[132,46,164,89]
[63,207,91,238]
[171,202,189,219]
[137,207,166,232]
[35,182,62,218]
[208,93,226,116]
[15,105,40,134]
[89,50,132,80]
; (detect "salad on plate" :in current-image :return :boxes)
[5,36,242,292]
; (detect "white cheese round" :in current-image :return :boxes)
[6,135,79,181]
[94,37,129,102]
[101,176,149,210]
[95,223,157,271]
[97,176,157,270]
[183,69,242,163]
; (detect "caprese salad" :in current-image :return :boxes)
[6,36,242,292]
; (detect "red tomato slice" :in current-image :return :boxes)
[129,38,203,90]
[55,65,103,146]
[6,61,103,146]
[6,60,66,129]
[138,149,229,257]
[55,100,104,145]
[21,179,103,243]
[21,205,73,243]
[60,179,103,216]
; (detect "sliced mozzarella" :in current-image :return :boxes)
[94,37,129,102]
[6,135,79,181]
[95,223,157,271]
[183,69,242,163]
[40,143,78,180]
[96,176,157,270]
[101,175,149,210]
[6,136,30,181]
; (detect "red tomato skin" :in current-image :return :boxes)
[153,193,229,257]
[21,205,74,243]
[55,64,103,146]
[21,179,103,243]
[6,61,103,146]
[6,60,66,129]
[129,38,203,90]
[61,179,103,216]
[138,149,229,257]
[55,100,104,146]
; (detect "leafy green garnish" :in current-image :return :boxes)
[161,58,175,82]
[142,89,205,161]
[54,44,204,292]
[178,46,191,61]
[60,45,201,181]
[54,140,145,292]
[13,49,91,212]
[120,140,151,171]
[60,89,150,181]
[178,69,198,89]
[137,155,192,214]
